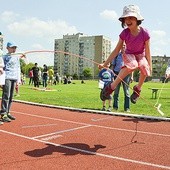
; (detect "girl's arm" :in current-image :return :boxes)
[145,39,152,74]
[99,38,124,69]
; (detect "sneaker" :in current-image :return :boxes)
[0,121,3,125]
[7,113,16,120]
[107,107,112,112]
[100,82,114,101]
[113,107,118,111]
[130,85,141,104]
[1,114,11,122]
[101,107,106,111]
[125,109,131,113]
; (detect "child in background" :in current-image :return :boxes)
[99,4,152,104]
[98,62,114,112]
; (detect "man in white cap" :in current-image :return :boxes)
[0,42,21,123]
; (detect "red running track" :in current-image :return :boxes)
[0,102,170,170]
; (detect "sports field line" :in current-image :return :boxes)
[32,125,92,139]
[22,123,58,128]
[0,129,170,170]
[91,116,113,121]
[12,110,170,138]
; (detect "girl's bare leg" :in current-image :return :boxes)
[111,67,132,90]
[130,71,147,104]
[136,72,147,89]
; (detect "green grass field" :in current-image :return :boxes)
[2,80,170,118]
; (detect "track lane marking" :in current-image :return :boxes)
[32,125,92,139]
[0,129,170,170]
[91,116,113,121]
[22,123,58,128]
[13,110,170,138]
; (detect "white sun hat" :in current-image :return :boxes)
[119,5,144,21]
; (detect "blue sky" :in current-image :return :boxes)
[1,0,170,66]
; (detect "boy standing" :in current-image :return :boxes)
[99,62,114,112]
[0,42,21,122]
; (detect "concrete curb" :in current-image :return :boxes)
[13,99,170,122]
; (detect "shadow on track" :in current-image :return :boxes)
[24,143,106,157]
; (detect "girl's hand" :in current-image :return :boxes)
[0,68,3,75]
[98,64,104,70]
[20,54,26,58]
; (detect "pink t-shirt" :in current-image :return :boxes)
[119,27,150,55]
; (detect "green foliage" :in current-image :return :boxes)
[20,61,34,76]
[72,73,78,80]
[83,67,92,79]
[161,63,167,76]
[20,59,26,74]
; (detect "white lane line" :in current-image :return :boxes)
[91,116,113,122]
[13,110,170,138]
[22,124,58,128]
[0,129,170,170]
[32,125,92,139]
[41,135,63,141]
[12,111,89,126]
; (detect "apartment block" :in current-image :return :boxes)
[152,55,170,78]
[0,32,3,50]
[54,33,111,78]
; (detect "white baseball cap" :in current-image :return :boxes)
[7,42,17,48]
[119,5,144,21]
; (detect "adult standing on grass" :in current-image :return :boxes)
[32,63,40,88]
[99,4,152,104]
[0,49,5,125]
[0,42,21,123]
[48,67,54,85]
[111,45,133,112]
[42,64,48,89]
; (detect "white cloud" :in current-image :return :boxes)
[7,17,78,39]
[151,30,166,41]
[100,9,118,21]
[31,43,44,49]
[0,11,19,23]
[151,30,168,56]
[3,15,79,65]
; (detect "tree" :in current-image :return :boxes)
[21,62,34,76]
[161,63,167,77]
[82,68,92,79]
[72,73,78,80]
[20,59,26,74]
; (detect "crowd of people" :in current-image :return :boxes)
[28,63,72,89]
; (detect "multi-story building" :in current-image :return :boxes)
[152,55,170,78]
[0,32,3,50]
[54,33,111,78]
